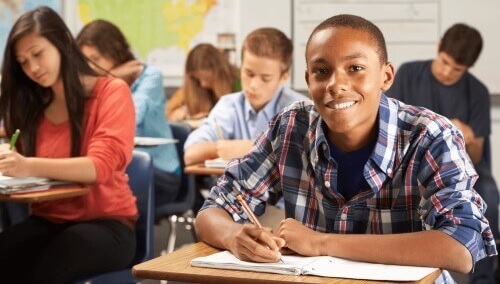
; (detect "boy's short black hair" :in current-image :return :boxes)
[439,23,482,67]
[306,14,388,65]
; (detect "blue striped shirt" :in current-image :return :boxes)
[201,95,497,282]
[184,86,308,148]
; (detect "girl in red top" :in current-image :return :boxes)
[0,6,137,283]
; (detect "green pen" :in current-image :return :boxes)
[9,129,20,150]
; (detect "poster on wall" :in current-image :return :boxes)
[0,0,61,68]
[70,0,238,86]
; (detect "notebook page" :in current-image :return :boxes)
[191,251,319,275]
[301,256,438,281]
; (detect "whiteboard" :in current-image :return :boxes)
[292,0,500,94]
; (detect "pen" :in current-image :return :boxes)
[9,129,20,150]
[214,118,224,140]
[236,194,285,263]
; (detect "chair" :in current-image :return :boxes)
[155,122,197,253]
[74,150,155,284]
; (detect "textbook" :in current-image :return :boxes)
[190,251,439,282]
[0,176,77,195]
[204,158,229,168]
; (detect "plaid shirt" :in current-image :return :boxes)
[202,95,497,282]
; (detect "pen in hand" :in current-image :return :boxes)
[9,129,20,150]
[236,194,285,263]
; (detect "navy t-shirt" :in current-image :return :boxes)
[327,137,377,201]
[386,60,491,138]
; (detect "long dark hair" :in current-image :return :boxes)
[0,6,96,157]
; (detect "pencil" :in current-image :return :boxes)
[236,194,263,227]
[236,194,284,263]
[9,129,20,150]
[214,118,224,140]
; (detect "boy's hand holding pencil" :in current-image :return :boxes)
[235,194,286,263]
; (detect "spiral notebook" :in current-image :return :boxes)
[190,250,439,281]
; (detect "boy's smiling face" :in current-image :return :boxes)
[305,26,394,151]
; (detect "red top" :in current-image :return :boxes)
[31,78,137,221]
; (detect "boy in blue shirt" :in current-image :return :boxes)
[184,27,307,166]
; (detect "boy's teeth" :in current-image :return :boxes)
[333,101,355,109]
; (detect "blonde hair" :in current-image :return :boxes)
[183,43,238,116]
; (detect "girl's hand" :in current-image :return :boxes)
[0,145,30,177]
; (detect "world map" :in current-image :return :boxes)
[76,0,237,81]
[0,0,237,83]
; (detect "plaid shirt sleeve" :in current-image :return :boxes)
[199,107,285,222]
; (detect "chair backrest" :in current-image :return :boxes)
[156,122,196,217]
[126,150,155,264]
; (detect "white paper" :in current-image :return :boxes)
[191,251,438,281]
[204,158,228,168]
[134,137,178,146]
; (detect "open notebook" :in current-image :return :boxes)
[0,176,77,195]
[191,251,439,282]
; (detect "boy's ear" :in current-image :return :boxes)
[305,70,309,87]
[280,68,291,82]
[381,62,395,92]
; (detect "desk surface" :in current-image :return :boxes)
[184,164,225,176]
[0,186,89,203]
[132,242,441,284]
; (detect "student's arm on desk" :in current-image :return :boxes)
[185,140,254,165]
[196,207,285,263]
[216,140,253,160]
[0,145,96,183]
[184,141,218,166]
[275,218,472,274]
[166,88,186,121]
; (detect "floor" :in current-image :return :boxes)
[139,209,473,284]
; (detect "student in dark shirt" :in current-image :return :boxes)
[386,23,498,284]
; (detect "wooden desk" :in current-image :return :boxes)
[133,242,441,284]
[184,164,224,176]
[0,186,89,203]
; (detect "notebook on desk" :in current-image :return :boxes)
[204,158,229,168]
[191,250,439,282]
[0,176,77,195]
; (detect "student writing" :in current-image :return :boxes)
[0,6,137,283]
[195,14,497,283]
[183,27,307,166]
[166,43,241,123]
[385,23,499,283]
